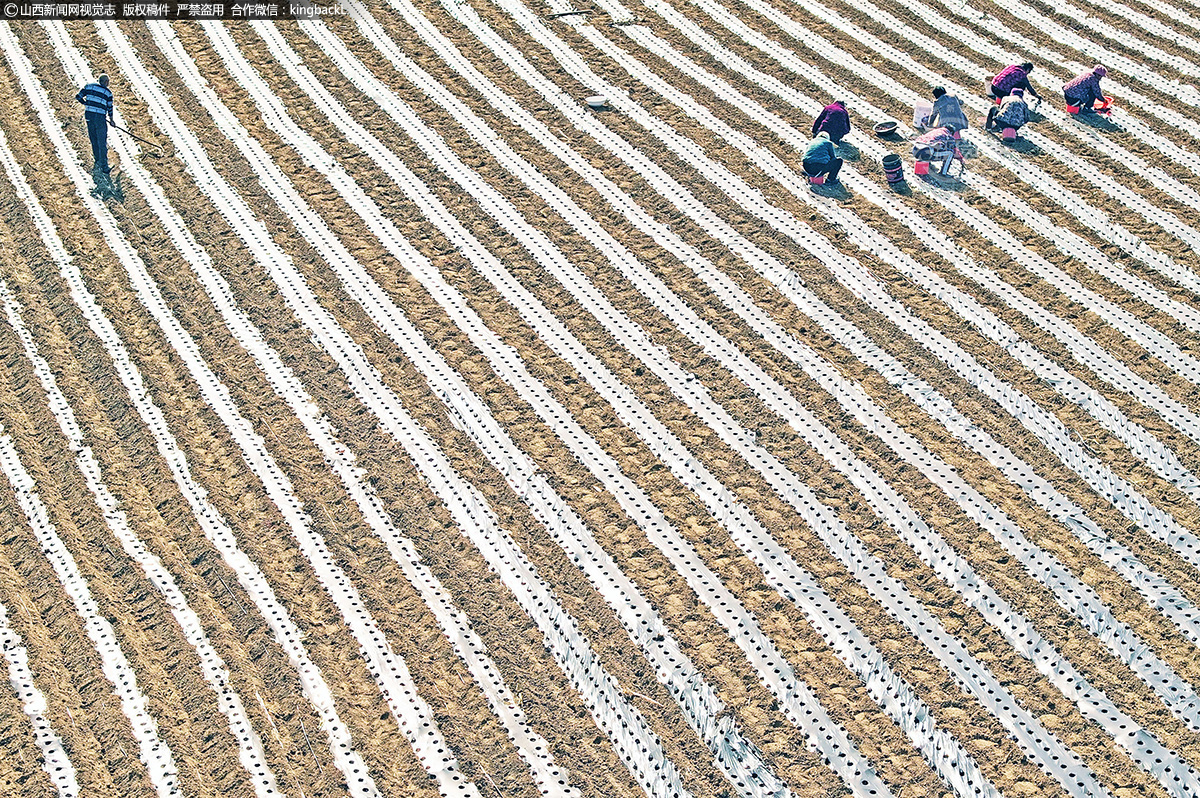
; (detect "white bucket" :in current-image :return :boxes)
[912,101,933,128]
[585,95,608,109]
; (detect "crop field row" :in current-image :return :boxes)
[0,1,1197,797]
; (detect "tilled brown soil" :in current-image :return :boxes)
[0,5,1197,798]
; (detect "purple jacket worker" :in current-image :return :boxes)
[1063,65,1108,112]
[990,63,1042,101]
[812,100,851,144]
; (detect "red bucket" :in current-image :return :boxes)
[913,160,930,175]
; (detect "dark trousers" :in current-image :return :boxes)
[86,114,109,173]
[1064,94,1098,113]
[803,157,842,181]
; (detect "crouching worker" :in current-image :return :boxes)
[1063,65,1108,113]
[928,86,969,132]
[990,62,1042,103]
[985,88,1030,136]
[803,131,842,184]
[812,100,851,144]
[912,126,961,175]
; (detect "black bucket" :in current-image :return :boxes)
[882,153,904,184]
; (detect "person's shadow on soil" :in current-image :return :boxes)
[1073,113,1120,132]
[1006,138,1043,155]
[91,172,123,202]
[924,172,970,191]
[836,141,861,161]
[812,181,850,199]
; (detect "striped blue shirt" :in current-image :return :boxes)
[76,82,112,117]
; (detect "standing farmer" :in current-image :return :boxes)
[76,74,113,175]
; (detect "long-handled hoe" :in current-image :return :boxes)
[94,120,161,199]
[108,119,164,156]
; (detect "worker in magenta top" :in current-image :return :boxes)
[989,62,1042,103]
[1063,65,1108,113]
[811,100,851,144]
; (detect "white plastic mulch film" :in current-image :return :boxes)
[0,2,1197,798]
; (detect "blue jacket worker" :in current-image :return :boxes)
[76,74,113,175]
[802,131,842,183]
